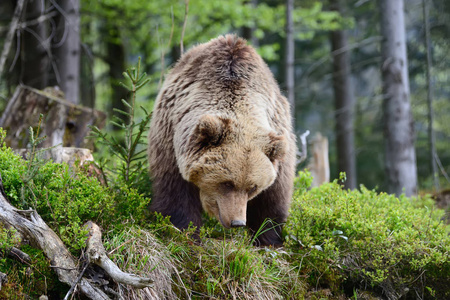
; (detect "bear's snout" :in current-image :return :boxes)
[230,220,246,227]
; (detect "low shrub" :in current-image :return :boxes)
[285,171,450,299]
[0,128,150,253]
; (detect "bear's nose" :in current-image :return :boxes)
[230,220,246,227]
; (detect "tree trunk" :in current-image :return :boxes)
[307,133,330,188]
[330,0,357,190]
[21,0,50,89]
[285,0,295,112]
[0,0,26,78]
[422,0,439,191]
[106,24,129,129]
[0,86,106,149]
[53,0,80,104]
[378,0,418,196]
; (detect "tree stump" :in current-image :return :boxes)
[0,85,106,149]
[307,133,330,187]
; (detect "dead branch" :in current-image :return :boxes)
[8,246,31,264]
[297,130,310,165]
[0,173,109,300]
[0,271,7,291]
[180,0,190,54]
[85,221,154,289]
[0,0,26,76]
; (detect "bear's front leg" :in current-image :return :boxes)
[150,170,203,230]
[246,163,294,247]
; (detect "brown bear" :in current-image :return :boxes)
[148,35,296,246]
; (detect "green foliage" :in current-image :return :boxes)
[0,227,19,255]
[89,58,152,193]
[0,245,65,299]
[0,129,150,253]
[285,172,450,299]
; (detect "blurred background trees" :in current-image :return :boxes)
[0,0,449,194]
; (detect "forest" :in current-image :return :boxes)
[0,0,449,299]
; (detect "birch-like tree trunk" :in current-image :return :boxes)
[378,0,418,196]
[330,0,357,190]
[53,0,80,104]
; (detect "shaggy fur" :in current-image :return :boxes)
[148,35,296,246]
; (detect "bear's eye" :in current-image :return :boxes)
[248,185,257,195]
[221,181,235,192]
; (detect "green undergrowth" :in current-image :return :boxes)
[148,214,308,299]
[0,243,66,299]
[0,128,151,254]
[1,123,449,299]
[285,171,450,299]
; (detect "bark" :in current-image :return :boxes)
[0,85,106,149]
[0,0,26,77]
[85,221,154,289]
[105,25,129,129]
[21,0,49,89]
[297,130,310,165]
[285,0,295,111]
[0,271,7,291]
[53,0,80,104]
[422,0,439,190]
[307,133,330,187]
[378,0,418,196]
[80,45,96,108]
[8,246,31,264]
[330,0,357,190]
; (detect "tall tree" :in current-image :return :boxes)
[21,0,49,89]
[105,23,129,129]
[53,0,80,104]
[329,0,357,190]
[378,0,418,196]
[422,0,439,190]
[285,0,295,111]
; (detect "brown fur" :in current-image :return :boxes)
[148,35,297,246]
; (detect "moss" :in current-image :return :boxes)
[0,245,66,299]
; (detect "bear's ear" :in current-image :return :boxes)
[191,115,231,148]
[265,132,287,162]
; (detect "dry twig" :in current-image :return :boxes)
[180,0,190,54]
[85,221,154,289]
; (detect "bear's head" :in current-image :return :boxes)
[185,115,287,228]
